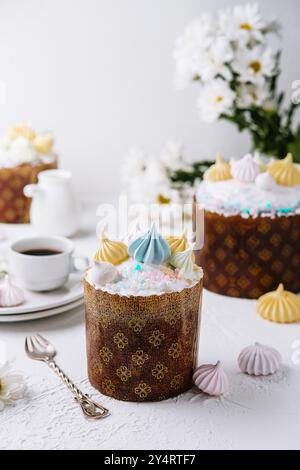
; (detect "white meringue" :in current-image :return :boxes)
[231,154,260,183]
[255,172,277,191]
[0,275,25,307]
[238,342,282,376]
[87,261,119,287]
[193,361,229,396]
[169,248,195,280]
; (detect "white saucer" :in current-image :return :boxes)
[0,272,83,315]
[0,298,84,322]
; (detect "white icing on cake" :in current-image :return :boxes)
[86,258,203,297]
[0,135,55,168]
[196,179,300,217]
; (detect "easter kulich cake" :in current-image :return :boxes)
[194,153,300,299]
[84,226,203,402]
[0,125,57,223]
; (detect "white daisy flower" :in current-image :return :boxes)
[197,78,236,123]
[232,46,277,85]
[173,14,216,88]
[237,83,270,108]
[199,37,234,83]
[219,3,266,46]
[0,360,26,411]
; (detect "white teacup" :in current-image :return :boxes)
[9,236,89,292]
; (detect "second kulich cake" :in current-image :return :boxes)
[0,125,57,223]
[84,225,203,402]
[194,153,300,299]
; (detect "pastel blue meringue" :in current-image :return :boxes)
[128,224,171,265]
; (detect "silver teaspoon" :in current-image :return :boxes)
[25,333,109,419]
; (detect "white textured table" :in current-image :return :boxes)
[1,199,300,450]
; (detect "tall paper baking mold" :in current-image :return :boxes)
[84,279,203,402]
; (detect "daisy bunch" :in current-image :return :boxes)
[174,3,300,160]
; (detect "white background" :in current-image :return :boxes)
[0,0,299,197]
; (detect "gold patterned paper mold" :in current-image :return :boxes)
[166,229,189,254]
[193,202,300,299]
[268,153,300,187]
[204,153,232,182]
[84,278,203,402]
[94,232,129,265]
[257,284,300,323]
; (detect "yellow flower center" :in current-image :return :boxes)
[249,61,262,74]
[0,379,2,392]
[157,194,171,205]
[240,23,253,30]
[216,95,224,103]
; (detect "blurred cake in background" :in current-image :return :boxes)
[0,124,57,223]
[194,153,300,299]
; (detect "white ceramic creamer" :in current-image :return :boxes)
[24,169,80,237]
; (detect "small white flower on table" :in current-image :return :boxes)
[0,361,26,411]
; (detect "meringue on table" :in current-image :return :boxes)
[257,284,300,323]
[193,361,229,396]
[0,275,25,308]
[238,343,282,376]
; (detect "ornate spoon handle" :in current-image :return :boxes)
[47,360,109,419]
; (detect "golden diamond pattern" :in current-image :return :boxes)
[258,221,271,234]
[149,330,165,348]
[246,236,260,250]
[215,221,226,234]
[170,374,183,390]
[248,263,261,277]
[116,365,132,382]
[151,362,168,380]
[134,382,151,399]
[237,277,250,289]
[260,274,273,287]
[99,346,113,364]
[216,273,227,287]
[128,316,146,333]
[258,248,272,262]
[131,349,149,366]
[215,248,226,261]
[99,312,111,329]
[270,233,282,247]
[224,235,236,249]
[225,262,239,275]
[113,332,129,349]
[168,342,182,359]
[102,379,116,395]
[282,245,292,258]
[163,309,181,326]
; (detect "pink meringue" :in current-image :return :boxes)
[87,261,119,287]
[193,361,229,396]
[0,275,25,307]
[231,154,260,183]
[238,342,282,376]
